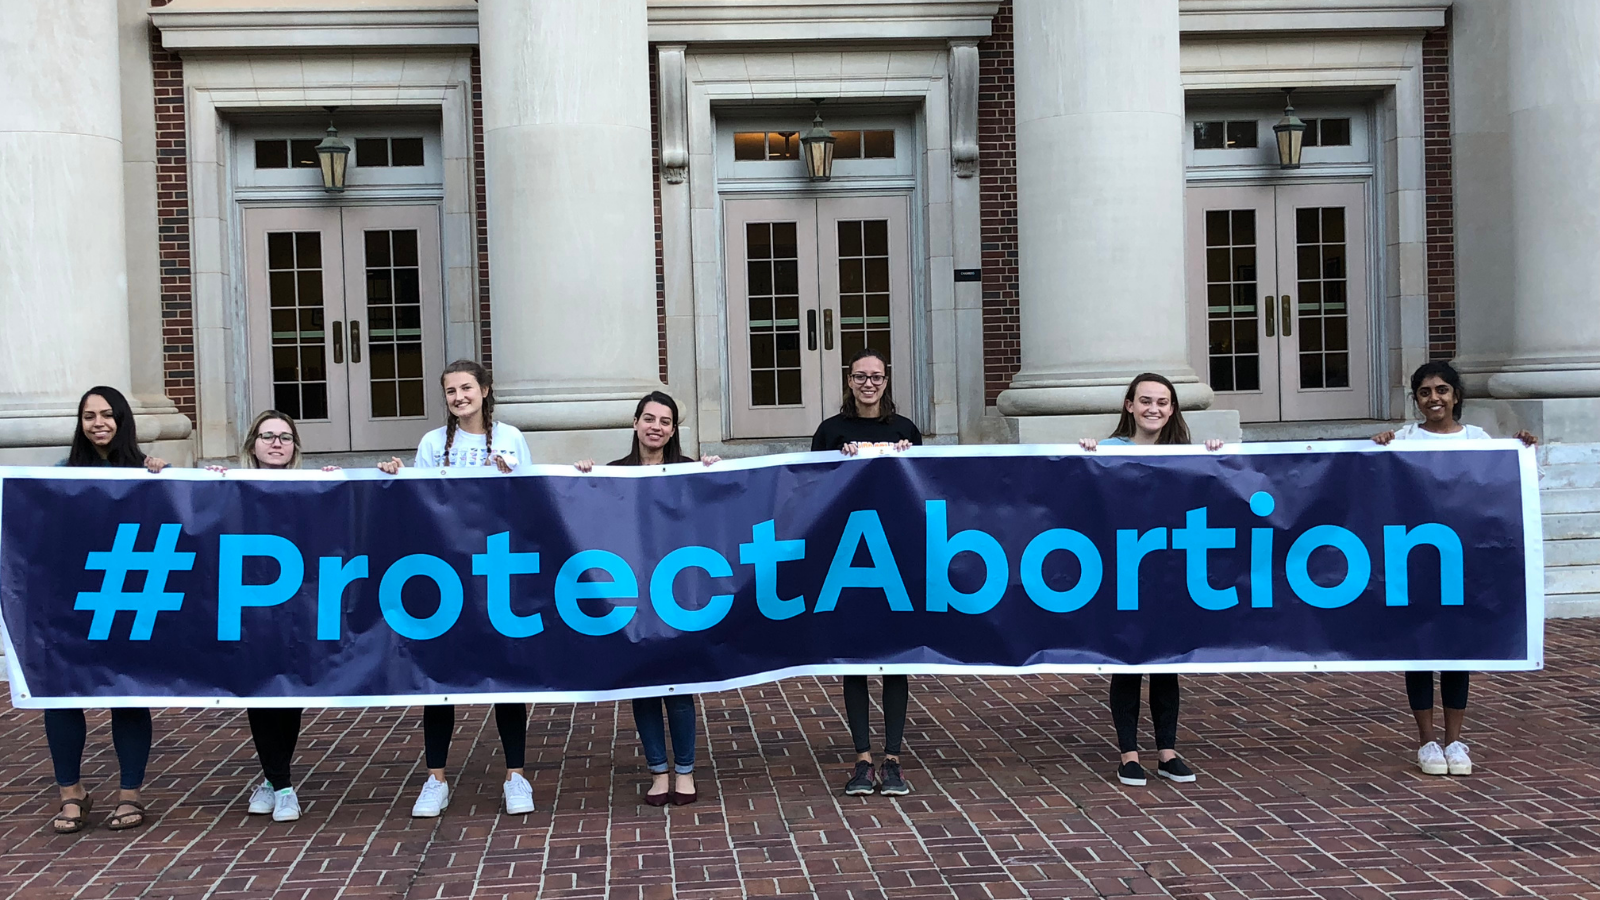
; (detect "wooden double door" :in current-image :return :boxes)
[1186,183,1371,422]
[723,196,913,439]
[243,205,445,452]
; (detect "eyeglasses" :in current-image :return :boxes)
[849,373,887,386]
[257,432,296,445]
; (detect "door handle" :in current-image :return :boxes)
[807,310,818,351]
[1263,295,1275,337]
[823,308,834,351]
[331,320,344,365]
[349,319,362,364]
[1280,295,1292,337]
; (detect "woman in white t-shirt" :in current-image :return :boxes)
[377,360,535,818]
[1372,361,1536,778]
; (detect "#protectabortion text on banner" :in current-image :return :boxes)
[0,442,1543,708]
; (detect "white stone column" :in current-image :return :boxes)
[479,0,663,458]
[118,0,192,459]
[997,0,1225,439]
[0,1,136,463]
[1449,0,1515,398]
[1488,0,1600,401]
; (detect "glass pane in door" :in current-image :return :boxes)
[744,222,803,406]
[836,219,895,385]
[1204,210,1261,392]
[364,229,427,418]
[265,231,329,420]
[1294,207,1350,389]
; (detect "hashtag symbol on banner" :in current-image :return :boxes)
[74,523,196,641]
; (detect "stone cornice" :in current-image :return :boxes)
[151,0,1450,52]
[1179,0,1449,35]
[646,1,1002,42]
[152,0,1003,50]
[150,2,479,50]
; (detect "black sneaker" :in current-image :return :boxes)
[877,759,911,796]
[844,761,876,795]
[1117,761,1148,786]
[1157,757,1196,783]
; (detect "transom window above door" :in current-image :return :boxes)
[718,112,915,185]
[1185,101,1369,171]
[234,119,443,193]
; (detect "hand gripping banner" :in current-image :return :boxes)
[0,441,1543,708]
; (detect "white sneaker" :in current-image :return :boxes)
[247,781,275,815]
[411,777,450,818]
[272,787,302,822]
[503,772,534,815]
[1443,741,1472,776]
[1417,741,1447,775]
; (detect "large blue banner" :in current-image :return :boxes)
[0,442,1543,708]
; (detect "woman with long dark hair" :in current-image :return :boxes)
[1080,373,1222,788]
[576,391,720,805]
[810,348,921,797]
[1373,360,1536,776]
[46,387,167,833]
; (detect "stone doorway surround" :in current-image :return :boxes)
[663,40,989,454]
[150,1,481,459]
[1179,3,1446,423]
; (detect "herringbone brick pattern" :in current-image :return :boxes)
[3,621,1599,898]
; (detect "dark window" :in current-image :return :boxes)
[1194,120,1259,150]
[1304,118,1352,148]
[390,138,425,166]
[354,137,426,168]
[356,138,388,167]
[289,139,320,168]
[255,140,289,168]
[862,130,895,158]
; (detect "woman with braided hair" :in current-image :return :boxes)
[377,360,535,817]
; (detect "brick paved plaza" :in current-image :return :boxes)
[2,621,1598,900]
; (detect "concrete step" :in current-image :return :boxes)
[1544,513,1600,541]
[1548,565,1600,595]
[1546,539,1600,568]
[1540,464,1600,491]
[1541,488,1600,515]
[1541,444,1600,466]
[1242,419,1406,442]
[1548,594,1600,618]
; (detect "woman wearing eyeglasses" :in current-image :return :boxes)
[208,410,336,822]
[810,348,921,797]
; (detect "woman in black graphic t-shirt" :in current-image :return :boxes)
[810,348,921,798]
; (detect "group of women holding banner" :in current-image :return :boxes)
[40,352,1528,833]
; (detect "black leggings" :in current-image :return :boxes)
[1109,673,1179,754]
[843,675,908,756]
[422,704,527,770]
[44,708,153,790]
[248,708,303,790]
[1406,671,1469,711]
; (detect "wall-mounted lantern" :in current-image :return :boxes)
[799,100,836,182]
[1273,88,1307,169]
[315,107,351,192]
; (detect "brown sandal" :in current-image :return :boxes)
[51,796,93,834]
[106,799,147,831]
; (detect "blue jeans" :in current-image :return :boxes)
[633,695,696,774]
